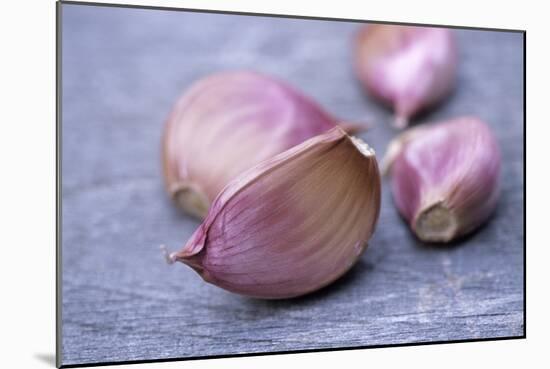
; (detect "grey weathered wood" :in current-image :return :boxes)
[60,4,524,366]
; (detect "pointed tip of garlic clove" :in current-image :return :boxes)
[380,155,396,177]
[381,124,427,176]
[393,114,409,129]
[160,245,177,265]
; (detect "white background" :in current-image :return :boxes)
[0,0,546,368]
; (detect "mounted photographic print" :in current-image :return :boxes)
[57,1,525,367]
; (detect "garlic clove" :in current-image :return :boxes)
[162,71,365,219]
[383,116,501,243]
[166,127,381,299]
[354,25,457,128]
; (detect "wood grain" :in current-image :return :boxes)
[60,4,524,366]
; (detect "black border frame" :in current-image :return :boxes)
[55,1,527,367]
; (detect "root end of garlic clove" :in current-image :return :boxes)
[171,182,210,219]
[413,202,459,243]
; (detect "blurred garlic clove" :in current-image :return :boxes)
[162,71,363,219]
[164,127,381,299]
[354,25,457,128]
[383,116,501,243]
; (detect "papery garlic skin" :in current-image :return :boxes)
[355,25,457,128]
[162,71,343,219]
[167,127,381,299]
[384,117,501,243]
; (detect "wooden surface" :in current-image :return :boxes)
[60,4,525,366]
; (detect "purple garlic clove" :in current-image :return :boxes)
[383,117,501,243]
[355,25,457,128]
[165,127,381,299]
[162,70,363,219]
